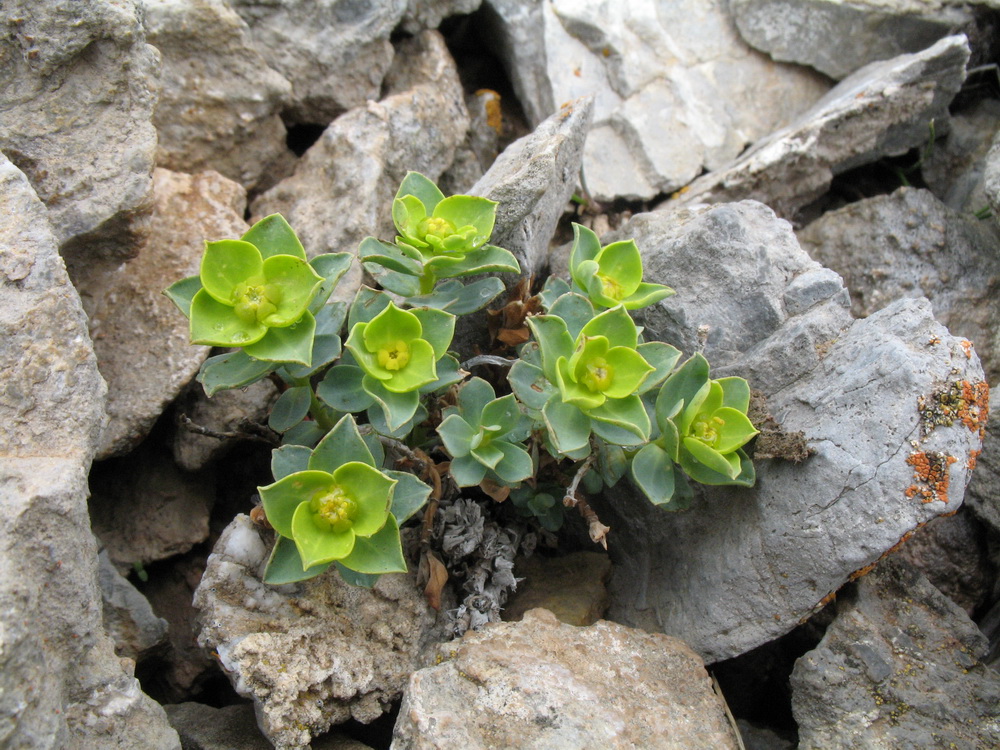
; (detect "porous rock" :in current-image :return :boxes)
[483,0,829,201]
[194,515,447,750]
[0,0,159,259]
[797,186,1000,382]
[227,0,407,124]
[99,550,170,661]
[0,153,179,748]
[391,608,740,749]
[730,0,974,80]
[668,35,970,219]
[251,30,468,302]
[146,0,296,192]
[85,168,248,459]
[791,558,1000,749]
[593,201,987,662]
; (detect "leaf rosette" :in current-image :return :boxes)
[569,223,674,310]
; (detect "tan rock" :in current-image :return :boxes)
[503,552,610,626]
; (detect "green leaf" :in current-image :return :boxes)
[395,171,445,213]
[713,406,759,453]
[630,442,676,506]
[310,414,376,473]
[449,453,488,486]
[348,286,391,329]
[717,376,752,413]
[281,421,328,448]
[682,438,739,479]
[636,342,681,394]
[656,353,710,430]
[163,275,202,319]
[198,350,276,397]
[547,292,595,341]
[579,305,639,350]
[457,378,496,422]
[243,311,316,366]
[508,360,554,412]
[386,470,432,524]
[543,398,591,454]
[259,470,332,538]
[596,442,628,487]
[358,236,423,275]
[659,419,680,463]
[264,535,332,584]
[406,277,506,315]
[363,375,420,431]
[332,461,395,536]
[308,253,354,311]
[590,417,647,447]
[271,444,313,481]
[419,353,464,394]
[437,413,477,459]
[200,239,263,303]
[242,214,307,260]
[569,223,603,278]
[409,307,455,360]
[434,195,497,241]
[366,402,427,440]
[589,395,651,442]
[425,244,520,278]
[190,289,267,347]
[334,563,379,588]
[595,240,643,296]
[337,515,407,574]
[471,441,504,469]
[490,440,533,483]
[680,446,755,487]
[259,255,324,327]
[526,315,573,383]
[292,503,357,569]
[317,365,375,413]
[622,281,675,310]
[481,394,521,435]
[268,386,312,433]
[367,266,422,297]
[539,276,572,310]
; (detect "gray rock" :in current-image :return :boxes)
[90,439,214,568]
[921,98,1000,213]
[730,0,973,80]
[797,187,1000,382]
[668,35,970,219]
[438,90,503,196]
[472,96,593,278]
[593,202,986,662]
[84,168,248,459]
[146,0,296,192]
[251,30,468,302]
[172,379,280,472]
[194,515,447,750]
[391,607,740,749]
[483,0,830,201]
[228,0,407,124]
[400,0,482,34]
[966,396,1000,533]
[99,550,170,660]
[0,0,159,259]
[791,558,1000,749]
[0,154,178,749]
[984,122,1000,219]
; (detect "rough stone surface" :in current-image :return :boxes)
[84,168,248,459]
[484,0,829,201]
[472,96,593,278]
[0,0,159,257]
[228,0,407,124]
[668,35,970,219]
[172,379,280,472]
[99,550,170,660]
[730,0,973,80]
[146,0,296,192]
[791,558,1000,749]
[438,90,502,196]
[391,607,740,749]
[502,551,611,626]
[400,0,482,33]
[797,187,1000,383]
[966,395,1000,532]
[251,30,468,301]
[0,154,179,749]
[921,98,1000,212]
[90,438,214,568]
[194,515,447,750]
[984,121,1000,219]
[593,202,986,662]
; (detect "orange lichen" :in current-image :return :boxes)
[917,380,989,440]
[905,451,958,504]
[474,89,503,134]
[968,449,981,472]
[960,339,973,359]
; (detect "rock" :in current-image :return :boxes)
[791,558,1000,749]
[966,396,1000,533]
[392,608,740,749]
[0,0,159,259]
[502,551,610,626]
[921,98,1000,212]
[797,187,1000,382]
[172,379,280,472]
[146,0,296,192]
[730,0,973,80]
[668,35,970,219]
[0,154,179,748]
[984,121,1000,218]
[227,0,407,124]
[194,515,447,749]
[99,550,170,660]
[400,0,482,33]
[438,90,503,196]
[82,168,248,459]
[483,0,829,201]
[471,96,593,279]
[90,437,214,568]
[735,720,795,750]
[591,202,986,662]
[251,30,468,302]
[891,508,994,615]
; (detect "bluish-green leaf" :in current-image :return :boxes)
[457,378,496,423]
[588,395,651,442]
[419,354,464,394]
[508,360,554,412]
[280,421,327,448]
[543,398,591,454]
[386,470,431,524]
[437,413,476,458]
[425,244,520,278]
[163,275,202,319]
[334,563,379,588]
[263,535,332,585]
[406,277,506,315]
[490,440,533,484]
[368,266,423,297]
[268,386,312,433]
[348,286,391,329]
[636,341,681,394]
[358,236,423,275]
[449,453,488,487]
[271,444,313,481]
[538,276,572,311]
[547,292,595,341]
[656,353,710,429]
[526,315,573,383]
[596,442,628,487]
[243,214,307,260]
[568,222,602,277]
[310,414,375,473]
[198,350,277,397]
[308,253,353,312]
[364,375,420,431]
[631,442,676,506]
[317,365,375,413]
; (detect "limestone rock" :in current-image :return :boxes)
[669,35,970,219]
[502,551,610,626]
[791,558,1000,749]
[984,121,1000,219]
[85,168,248,459]
[966,396,1000,533]
[400,0,482,33]
[194,515,447,749]
[228,0,407,124]
[921,98,1000,212]
[593,202,986,662]
[146,0,296,192]
[797,187,1000,382]
[99,550,170,661]
[251,30,468,303]
[483,0,829,201]
[0,0,159,258]
[391,608,740,749]
[730,0,973,80]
